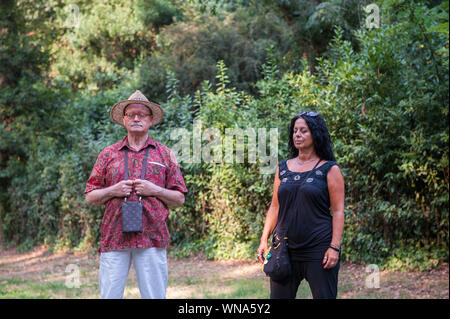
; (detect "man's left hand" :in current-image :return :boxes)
[133,179,162,197]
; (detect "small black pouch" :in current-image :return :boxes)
[122,200,143,233]
[121,148,149,233]
[263,231,291,281]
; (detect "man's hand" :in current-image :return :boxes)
[133,179,185,208]
[133,179,162,197]
[111,180,134,197]
[85,180,133,206]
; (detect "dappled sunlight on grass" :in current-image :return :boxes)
[1,246,448,299]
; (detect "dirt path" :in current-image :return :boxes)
[0,246,448,299]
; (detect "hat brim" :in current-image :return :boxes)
[110,99,164,126]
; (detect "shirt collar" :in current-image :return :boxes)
[118,135,157,152]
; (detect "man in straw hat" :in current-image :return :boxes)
[85,90,187,299]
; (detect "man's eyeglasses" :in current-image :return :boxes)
[299,111,319,117]
[124,113,151,120]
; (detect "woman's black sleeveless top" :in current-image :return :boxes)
[276,159,338,262]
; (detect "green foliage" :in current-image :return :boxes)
[49,0,162,91]
[137,2,295,99]
[167,1,449,264]
[0,0,448,270]
[312,1,448,266]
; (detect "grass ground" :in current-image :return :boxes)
[0,245,448,299]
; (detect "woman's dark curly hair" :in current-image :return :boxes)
[288,111,336,161]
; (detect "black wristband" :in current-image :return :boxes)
[329,244,341,252]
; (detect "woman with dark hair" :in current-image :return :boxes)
[257,111,345,299]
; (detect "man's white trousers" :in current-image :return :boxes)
[99,248,168,299]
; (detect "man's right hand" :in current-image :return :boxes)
[111,180,134,198]
[86,180,134,206]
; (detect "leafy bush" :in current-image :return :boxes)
[0,0,447,270]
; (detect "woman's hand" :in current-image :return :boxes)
[322,248,339,269]
[257,240,269,264]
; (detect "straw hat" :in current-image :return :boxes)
[110,90,164,126]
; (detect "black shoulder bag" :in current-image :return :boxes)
[121,147,149,233]
[263,159,321,281]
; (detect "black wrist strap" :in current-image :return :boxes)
[329,242,341,252]
[329,245,341,252]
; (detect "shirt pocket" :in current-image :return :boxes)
[144,161,167,187]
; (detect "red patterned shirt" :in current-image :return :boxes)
[85,135,188,252]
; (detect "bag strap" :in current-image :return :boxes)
[277,159,322,236]
[123,147,150,180]
[124,149,129,180]
[123,147,150,201]
[141,147,150,179]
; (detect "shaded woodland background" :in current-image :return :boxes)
[0,0,448,270]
